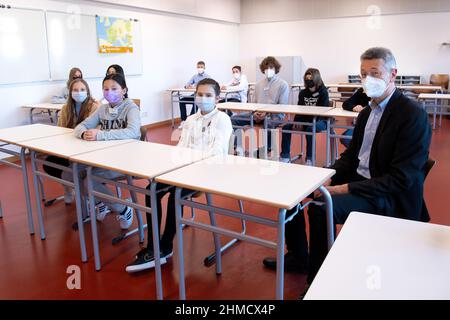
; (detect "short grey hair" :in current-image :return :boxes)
[360,47,397,71]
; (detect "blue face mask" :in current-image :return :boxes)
[72,91,88,103]
[195,96,215,113]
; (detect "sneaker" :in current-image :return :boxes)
[63,186,74,205]
[305,159,313,166]
[126,247,174,273]
[279,157,290,163]
[96,202,111,222]
[117,206,133,229]
[262,252,308,273]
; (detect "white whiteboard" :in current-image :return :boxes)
[46,11,143,80]
[0,8,50,85]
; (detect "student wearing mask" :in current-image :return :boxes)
[43,79,100,204]
[263,48,432,299]
[279,68,329,165]
[126,78,232,272]
[340,88,370,148]
[179,61,210,125]
[74,73,141,229]
[52,67,83,103]
[220,66,249,104]
[232,56,289,157]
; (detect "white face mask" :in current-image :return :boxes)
[195,96,215,113]
[362,75,388,98]
[265,68,275,79]
[197,67,205,75]
[233,72,241,80]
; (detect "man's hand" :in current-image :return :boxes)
[325,184,349,196]
[352,105,364,112]
[83,129,99,141]
[314,179,331,198]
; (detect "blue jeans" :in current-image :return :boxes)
[280,116,327,160]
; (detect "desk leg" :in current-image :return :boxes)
[205,193,222,275]
[319,186,334,250]
[86,166,101,271]
[439,98,443,127]
[72,162,87,262]
[20,148,35,235]
[47,109,54,124]
[263,116,268,159]
[175,187,186,300]
[171,92,175,128]
[0,200,2,218]
[326,118,331,167]
[29,108,34,124]
[30,151,45,240]
[276,208,287,300]
[150,181,163,300]
[311,117,317,166]
[433,99,437,130]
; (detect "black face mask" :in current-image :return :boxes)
[305,79,315,88]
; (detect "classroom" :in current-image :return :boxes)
[1,0,449,304]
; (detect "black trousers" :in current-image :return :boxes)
[145,183,193,252]
[285,172,390,283]
[42,156,70,179]
[179,96,196,121]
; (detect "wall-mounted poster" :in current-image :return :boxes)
[96,16,133,53]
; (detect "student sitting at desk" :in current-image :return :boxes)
[279,68,329,165]
[231,56,289,158]
[220,65,249,103]
[52,67,83,104]
[340,88,370,148]
[179,61,211,125]
[126,78,232,273]
[74,73,141,230]
[43,79,101,206]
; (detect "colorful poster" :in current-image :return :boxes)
[96,16,133,54]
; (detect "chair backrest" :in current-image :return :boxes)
[131,98,147,141]
[424,158,436,179]
[430,74,449,90]
[412,84,437,94]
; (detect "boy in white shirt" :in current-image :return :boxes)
[220,65,249,104]
[126,78,232,273]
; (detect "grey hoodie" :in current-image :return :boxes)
[74,98,141,141]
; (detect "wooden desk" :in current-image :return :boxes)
[22,103,64,124]
[0,124,74,236]
[71,141,210,300]
[156,154,335,300]
[305,212,450,300]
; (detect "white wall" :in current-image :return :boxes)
[239,12,450,84]
[241,0,450,23]
[1,0,240,131]
[91,0,241,23]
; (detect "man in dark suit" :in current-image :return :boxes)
[263,47,432,290]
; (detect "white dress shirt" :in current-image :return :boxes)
[178,107,233,157]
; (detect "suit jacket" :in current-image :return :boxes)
[331,88,432,222]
